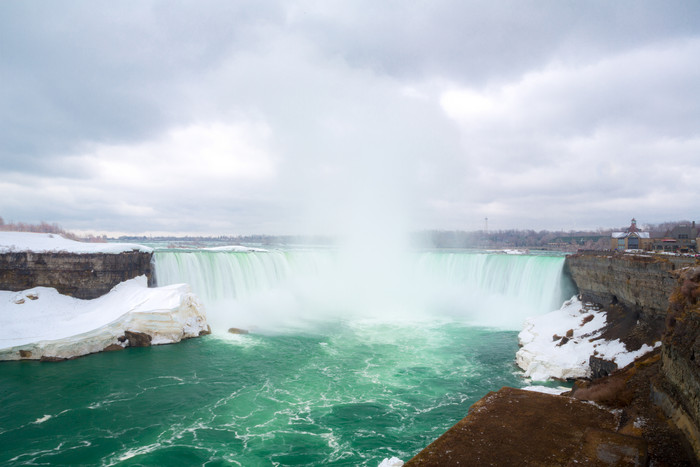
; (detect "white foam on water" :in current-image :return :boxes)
[32,414,52,424]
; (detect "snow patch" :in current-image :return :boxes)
[0,276,208,360]
[378,457,404,467]
[0,232,152,254]
[521,385,570,395]
[516,296,660,381]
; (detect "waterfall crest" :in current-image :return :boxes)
[154,249,573,333]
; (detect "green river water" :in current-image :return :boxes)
[0,250,572,466]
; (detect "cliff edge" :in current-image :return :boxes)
[0,232,154,299]
[656,266,700,457]
[565,252,698,350]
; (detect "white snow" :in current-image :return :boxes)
[378,457,404,467]
[0,232,152,254]
[0,276,208,360]
[516,296,660,381]
[521,385,570,395]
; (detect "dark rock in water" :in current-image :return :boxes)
[199,325,212,336]
[590,356,618,379]
[228,327,249,335]
[124,330,152,347]
[103,344,124,352]
[40,355,66,362]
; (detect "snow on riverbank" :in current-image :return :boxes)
[0,231,152,254]
[516,296,660,381]
[0,276,208,361]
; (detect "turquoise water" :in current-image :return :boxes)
[0,251,572,466]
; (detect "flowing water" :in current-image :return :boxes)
[0,249,574,466]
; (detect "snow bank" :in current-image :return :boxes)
[378,457,404,467]
[521,385,570,395]
[0,231,152,254]
[0,276,208,361]
[516,296,660,381]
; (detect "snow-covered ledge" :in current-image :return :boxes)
[0,276,209,361]
[0,231,152,254]
[516,296,660,381]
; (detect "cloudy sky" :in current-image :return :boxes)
[1,1,699,236]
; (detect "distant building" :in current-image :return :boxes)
[611,218,651,251]
[652,221,699,253]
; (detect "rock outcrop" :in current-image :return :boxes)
[0,251,153,299]
[406,387,649,466]
[565,252,697,320]
[656,266,700,458]
[565,252,698,349]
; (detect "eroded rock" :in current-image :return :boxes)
[124,330,152,347]
[590,355,618,379]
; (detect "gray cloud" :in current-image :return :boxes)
[1,1,699,235]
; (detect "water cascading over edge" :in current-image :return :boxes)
[154,249,574,333]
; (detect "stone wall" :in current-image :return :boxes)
[658,266,700,457]
[564,252,697,324]
[565,253,700,458]
[0,251,153,299]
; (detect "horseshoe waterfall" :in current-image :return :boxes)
[0,248,574,466]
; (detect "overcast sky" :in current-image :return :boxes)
[1,1,699,236]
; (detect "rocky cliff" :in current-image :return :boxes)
[565,252,700,460]
[564,252,698,348]
[657,266,700,457]
[408,258,700,465]
[0,251,153,299]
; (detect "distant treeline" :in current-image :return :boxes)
[1,216,694,251]
[117,230,613,250]
[0,217,106,243]
[411,230,611,250]
[115,234,337,247]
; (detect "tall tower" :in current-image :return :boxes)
[484,217,488,233]
[629,218,638,232]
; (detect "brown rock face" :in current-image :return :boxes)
[565,253,697,321]
[660,266,700,458]
[565,252,699,349]
[589,355,618,379]
[406,387,646,466]
[103,344,125,352]
[0,251,153,299]
[124,331,152,347]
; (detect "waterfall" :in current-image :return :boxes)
[154,249,574,333]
